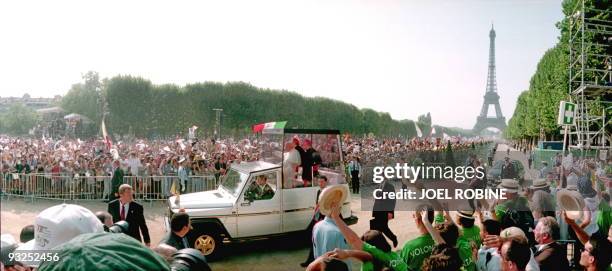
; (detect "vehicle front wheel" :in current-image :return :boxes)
[193,232,223,260]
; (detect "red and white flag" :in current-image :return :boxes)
[101,118,112,150]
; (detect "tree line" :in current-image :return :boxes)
[1,72,473,139]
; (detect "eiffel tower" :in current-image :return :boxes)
[473,25,506,133]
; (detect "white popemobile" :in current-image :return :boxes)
[165,122,357,259]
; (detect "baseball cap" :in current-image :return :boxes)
[15,204,104,262]
[37,232,170,271]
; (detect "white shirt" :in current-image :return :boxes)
[526,251,540,271]
[479,245,540,271]
[477,247,501,271]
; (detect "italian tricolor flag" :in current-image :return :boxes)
[252,121,287,133]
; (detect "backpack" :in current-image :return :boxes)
[501,200,536,246]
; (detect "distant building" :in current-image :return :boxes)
[0,94,61,112]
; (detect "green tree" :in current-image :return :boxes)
[0,103,40,135]
[105,75,154,137]
[61,71,102,126]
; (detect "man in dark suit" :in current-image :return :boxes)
[108,184,151,247]
[371,179,398,248]
[110,160,124,201]
[159,212,191,250]
[300,139,315,186]
[533,216,570,271]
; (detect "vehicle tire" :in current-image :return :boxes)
[192,229,224,261]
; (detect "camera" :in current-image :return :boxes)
[170,248,211,271]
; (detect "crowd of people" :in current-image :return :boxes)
[342,135,493,166]
[2,131,610,270]
[0,135,267,199]
[302,148,611,271]
[0,134,492,200]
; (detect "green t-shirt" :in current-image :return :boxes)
[361,243,407,271]
[434,213,445,224]
[495,197,529,222]
[596,200,611,235]
[399,234,435,271]
[457,238,476,271]
[460,226,481,248]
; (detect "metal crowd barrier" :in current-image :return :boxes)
[0,173,218,202]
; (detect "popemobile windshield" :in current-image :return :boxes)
[165,121,357,259]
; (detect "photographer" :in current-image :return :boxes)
[160,213,192,250]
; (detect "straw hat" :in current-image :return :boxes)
[530,179,549,190]
[556,189,585,220]
[318,185,348,216]
[497,179,520,193]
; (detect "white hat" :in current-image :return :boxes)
[15,204,104,266]
[497,179,520,193]
[556,189,585,220]
[318,185,348,216]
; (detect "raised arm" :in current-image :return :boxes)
[578,207,592,229]
[331,205,363,250]
[563,211,589,245]
[421,209,445,245]
[326,248,373,263]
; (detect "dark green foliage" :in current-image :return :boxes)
[0,103,40,135]
[99,77,427,138]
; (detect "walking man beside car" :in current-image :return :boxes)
[108,184,151,247]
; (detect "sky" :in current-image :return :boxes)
[0,0,564,129]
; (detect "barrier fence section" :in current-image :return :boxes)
[0,173,218,202]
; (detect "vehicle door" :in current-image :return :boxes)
[235,171,281,237]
